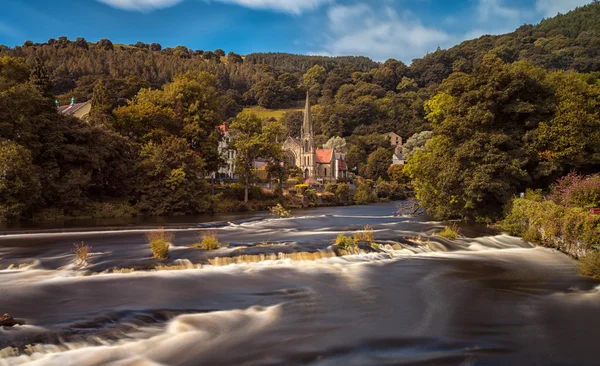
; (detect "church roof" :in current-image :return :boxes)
[337,159,348,171]
[216,123,229,133]
[315,149,333,163]
[58,101,90,116]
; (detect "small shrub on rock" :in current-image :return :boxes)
[147,228,173,259]
[335,234,356,250]
[270,203,290,218]
[196,232,221,251]
[150,240,170,259]
[438,225,459,240]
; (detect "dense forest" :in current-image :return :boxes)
[1,1,600,222]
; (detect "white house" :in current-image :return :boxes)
[217,123,237,179]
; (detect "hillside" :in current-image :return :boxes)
[410,1,600,86]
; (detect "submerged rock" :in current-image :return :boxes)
[0,314,23,327]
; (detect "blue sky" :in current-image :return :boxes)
[0,0,591,63]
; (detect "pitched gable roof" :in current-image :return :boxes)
[216,123,229,133]
[58,101,90,116]
[315,149,333,164]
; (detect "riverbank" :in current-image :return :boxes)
[501,192,600,277]
[4,181,407,232]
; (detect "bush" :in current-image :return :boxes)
[295,184,309,195]
[147,228,173,259]
[150,240,170,259]
[336,183,351,205]
[376,179,407,200]
[325,183,338,194]
[270,203,290,218]
[335,234,356,250]
[354,225,374,243]
[580,251,600,278]
[193,232,221,250]
[72,242,92,266]
[353,183,377,205]
[304,189,318,205]
[550,173,600,208]
[438,225,459,240]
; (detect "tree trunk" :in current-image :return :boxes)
[244,173,249,203]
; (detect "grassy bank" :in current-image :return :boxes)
[501,191,600,277]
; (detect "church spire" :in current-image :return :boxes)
[302,91,312,137]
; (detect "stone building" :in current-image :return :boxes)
[283,93,348,183]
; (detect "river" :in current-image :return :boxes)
[0,202,598,365]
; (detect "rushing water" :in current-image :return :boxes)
[0,202,598,365]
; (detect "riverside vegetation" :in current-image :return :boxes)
[2,2,600,224]
[502,173,600,277]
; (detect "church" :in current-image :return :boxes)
[283,93,348,183]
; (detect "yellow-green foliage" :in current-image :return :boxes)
[270,203,290,218]
[335,234,356,250]
[150,240,169,259]
[502,197,600,247]
[580,251,600,278]
[438,225,459,240]
[147,228,173,259]
[295,184,309,194]
[354,225,374,243]
[353,183,377,205]
[193,232,221,250]
[242,106,302,120]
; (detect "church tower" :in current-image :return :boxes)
[300,92,316,180]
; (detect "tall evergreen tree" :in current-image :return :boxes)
[30,57,53,99]
[90,79,111,125]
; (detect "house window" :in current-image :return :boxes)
[324,168,327,177]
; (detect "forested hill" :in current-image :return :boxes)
[244,53,379,73]
[410,1,600,86]
[1,2,599,102]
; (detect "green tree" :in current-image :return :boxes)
[89,79,111,124]
[323,136,347,152]
[365,147,392,180]
[280,110,303,137]
[30,57,53,99]
[0,141,41,221]
[230,112,282,203]
[136,136,209,215]
[303,64,326,100]
[410,56,556,220]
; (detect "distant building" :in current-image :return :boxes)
[387,131,405,166]
[57,97,91,120]
[387,132,403,148]
[216,123,237,179]
[283,93,348,183]
[392,153,405,165]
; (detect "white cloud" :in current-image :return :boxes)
[315,4,455,63]
[211,0,332,14]
[96,0,184,11]
[476,0,521,22]
[535,0,590,17]
[96,0,331,13]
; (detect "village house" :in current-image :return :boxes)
[57,97,91,120]
[387,131,405,166]
[216,123,237,179]
[283,93,348,183]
